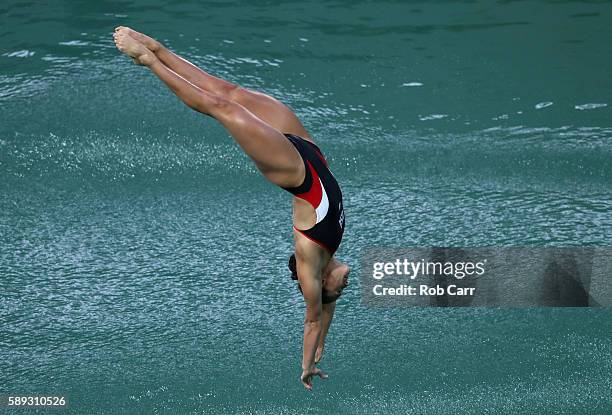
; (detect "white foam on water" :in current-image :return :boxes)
[3,50,35,58]
[419,114,448,121]
[59,40,90,46]
[574,103,607,110]
[535,101,553,109]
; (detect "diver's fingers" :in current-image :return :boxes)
[315,368,328,379]
[300,374,312,391]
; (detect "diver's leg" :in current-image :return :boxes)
[117,26,312,139]
[227,88,313,140]
[113,29,304,188]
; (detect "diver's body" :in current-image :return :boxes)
[113,27,349,390]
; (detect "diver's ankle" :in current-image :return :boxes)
[140,51,158,66]
[149,39,163,53]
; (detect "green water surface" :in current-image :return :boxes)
[1,1,611,414]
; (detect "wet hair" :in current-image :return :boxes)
[288,254,337,304]
[288,253,299,281]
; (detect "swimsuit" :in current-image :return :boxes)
[282,134,345,254]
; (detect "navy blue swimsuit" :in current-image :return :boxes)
[282,134,345,254]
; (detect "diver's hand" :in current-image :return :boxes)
[300,366,328,390]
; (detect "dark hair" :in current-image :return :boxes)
[288,253,298,280]
[288,254,337,304]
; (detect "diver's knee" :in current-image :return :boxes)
[226,84,245,102]
[199,93,235,117]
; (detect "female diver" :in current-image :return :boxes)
[113,27,350,390]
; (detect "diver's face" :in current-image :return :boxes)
[322,262,350,299]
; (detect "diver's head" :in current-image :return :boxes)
[321,258,350,301]
[288,254,350,303]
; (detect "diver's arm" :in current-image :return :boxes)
[299,264,322,372]
[316,301,336,363]
[296,256,329,389]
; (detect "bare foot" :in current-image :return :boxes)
[113,28,156,66]
[115,26,161,52]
